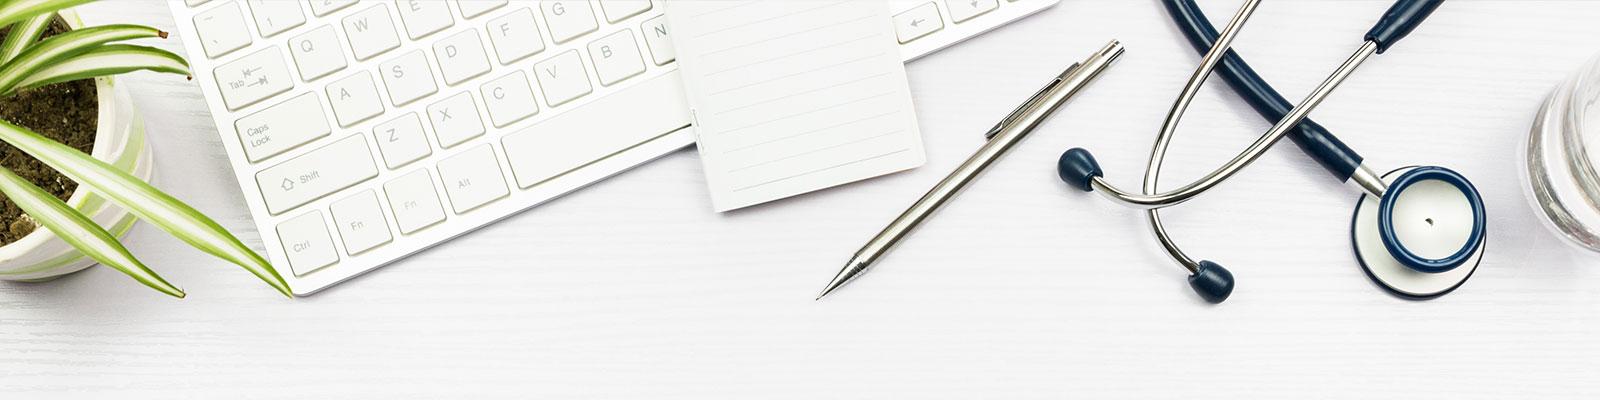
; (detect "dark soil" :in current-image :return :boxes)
[0,18,99,245]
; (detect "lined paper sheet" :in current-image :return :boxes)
[667,0,925,211]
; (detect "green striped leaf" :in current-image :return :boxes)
[0,0,89,29]
[0,165,183,297]
[14,44,188,90]
[0,120,292,297]
[0,12,52,64]
[0,24,165,95]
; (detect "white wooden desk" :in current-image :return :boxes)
[5,0,1599,398]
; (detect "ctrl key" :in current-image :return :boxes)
[277,210,339,276]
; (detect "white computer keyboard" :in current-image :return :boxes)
[167,0,1059,295]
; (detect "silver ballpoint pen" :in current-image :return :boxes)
[817,40,1125,300]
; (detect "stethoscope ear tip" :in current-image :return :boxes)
[1189,261,1234,304]
[1057,148,1103,192]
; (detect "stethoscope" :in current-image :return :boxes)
[1055,0,1486,303]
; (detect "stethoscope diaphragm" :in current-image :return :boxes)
[1353,167,1484,298]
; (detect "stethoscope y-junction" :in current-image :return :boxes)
[1056,0,1486,303]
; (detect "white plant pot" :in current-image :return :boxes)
[0,10,153,282]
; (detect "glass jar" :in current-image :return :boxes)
[1524,54,1600,253]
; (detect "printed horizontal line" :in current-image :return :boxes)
[703,34,878,78]
[729,129,904,173]
[713,90,895,136]
[689,1,758,19]
[725,109,899,153]
[732,148,911,192]
[699,12,878,59]
[691,0,849,39]
[715,70,890,115]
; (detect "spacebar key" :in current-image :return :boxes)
[256,135,379,215]
[501,71,691,188]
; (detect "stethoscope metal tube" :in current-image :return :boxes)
[1067,0,1444,210]
[1139,0,1260,277]
[1081,37,1380,210]
[1138,0,1378,301]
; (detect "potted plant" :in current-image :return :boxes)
[0,0,289,298]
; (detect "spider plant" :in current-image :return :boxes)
[0,0,289,298]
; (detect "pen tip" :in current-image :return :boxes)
[814,287,834,301]
[815,259,867,300]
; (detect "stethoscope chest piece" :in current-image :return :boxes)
[1352,166,1486,299]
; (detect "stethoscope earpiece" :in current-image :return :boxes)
[1057,148,1103,192]
[1189,261,1234,304]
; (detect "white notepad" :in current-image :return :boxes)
[667,0,925,212]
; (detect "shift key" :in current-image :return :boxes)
[256,135,378,215]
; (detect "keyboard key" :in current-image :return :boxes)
[540,1,597,44]
[945,0,997,23]
[308,0,358,16]
[213,47,295,110]
[640,15,672,66]
[587,29,644,86]
[373,113,432,169]
[427,92,485,148]
[325,71,385,126]
[486,7,545,64]
[256,135,379,214]
[193,1,252,58]
[393,0,453,39]
[234,93,331,162]
[502,72,689,188]
[456,0,507,18]
[437,144,509,213]
[277,210,338,276]
[343,4,401,60]
[324,71,384,125]
[893,3,943,44]
[479,71,538,127]
[378,50,437,105]
[247,0,306,37]
[598,0,650,23]
[432,29,491,85]
[532,50,592,107]
[383,169,446,234]
[330,190,393,255]
[288,25,347,81]
[187,0,212,7]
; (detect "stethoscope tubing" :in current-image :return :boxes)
[1084,6,1381,209]
[1155,0,1478,275]
[1080,0,1445,210]
[1140,0,1373,280]
[1161,0,1364,180]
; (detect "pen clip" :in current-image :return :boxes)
[985,63,1078,140]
